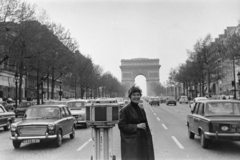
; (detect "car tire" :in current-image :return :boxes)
[180,102,182,104]
[70,126,75,139]
[84,123,88,128]
[3,121,11,131]
[12,141,21,149]
[54,130,62,147]
[188,126,195,139]
[200,131,209,149]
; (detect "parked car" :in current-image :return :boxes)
[66,99,89,128]
[187,99,240,148]
[166,97,177,106]
[14,101,36,118]
[10,104,76,149]
[160,97,168,103]
[0,104,15,131]
[149,97,160,106]
[179,96,188,104]
[189,97,208,111]
[115,97,125,109]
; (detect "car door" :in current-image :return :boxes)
[195,103,204,133]
[0,105,8,126]
[192,103,200,134]
[188,102,198,132]
[60,108,69,135]
[63,107,73,133]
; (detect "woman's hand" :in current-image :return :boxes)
[137,123,146,130]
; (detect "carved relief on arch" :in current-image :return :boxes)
[122,72,133,79]
[148,71,159,78]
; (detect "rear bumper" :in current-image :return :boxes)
[10,135,57,140]
[205,132,240,140]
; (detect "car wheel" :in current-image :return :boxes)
[3,121,11,131]
[15,115,18,118]
[200,131,209,149]
[70,126,75,139]
[54,130,62,147]
[188,126,195,139]
[12,141,21,149]
[180,102,182,104]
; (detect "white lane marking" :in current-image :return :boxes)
[157,117,161,121]
[171,136,184,149]
[77,138,92,151]
[162,124,168,130]
[153,113,156,116]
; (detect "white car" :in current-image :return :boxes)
[189,97,208,111]
[179,96,188,104]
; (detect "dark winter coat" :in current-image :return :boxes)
[118,103,155,160]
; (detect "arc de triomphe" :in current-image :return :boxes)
[120,58,161,96]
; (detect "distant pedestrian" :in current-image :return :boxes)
[118,85,155,160]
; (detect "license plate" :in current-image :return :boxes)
[22,139,40,143]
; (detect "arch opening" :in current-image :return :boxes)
[135,75,147,96]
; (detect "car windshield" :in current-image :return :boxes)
[24,106,61,119]
[67,102,85,110]
[18,102,33,108]
[205,102,240,115]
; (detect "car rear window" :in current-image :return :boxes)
[206,102,240,115]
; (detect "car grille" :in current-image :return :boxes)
[18,126,47,136]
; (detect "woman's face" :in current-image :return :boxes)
[130,92,141,103]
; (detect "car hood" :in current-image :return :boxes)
[17,119,58,126]
[70,110,85,115]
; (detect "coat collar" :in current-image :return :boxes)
[128,103,146,120]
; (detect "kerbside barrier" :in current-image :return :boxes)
[86,98,119,160]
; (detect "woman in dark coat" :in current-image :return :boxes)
[118,85,155,160]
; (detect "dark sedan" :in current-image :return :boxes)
[10,105,76,149]
[149,97,160,106]
[187,100,240,148]
[166,98,177,106]
[0,105,15,131]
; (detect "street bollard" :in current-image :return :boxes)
[86,99,119,160]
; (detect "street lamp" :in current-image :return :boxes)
[14,73,19,107]
[59,81,62,101]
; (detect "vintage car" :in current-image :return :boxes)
[115,97,125,109]
[189,97,208,110]
[179,96,188,104]
[166,97,177,106]
[66,99,89,128]
[149,97,160,106]
[187,100,240,149]
[10,104,76,149]
[15,101,36,118]
[0,104,15,131]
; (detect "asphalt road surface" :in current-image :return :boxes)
[1,100,240,160]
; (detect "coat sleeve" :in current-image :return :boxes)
[118,107,138,133]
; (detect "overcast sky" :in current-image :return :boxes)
[25,0,240,95]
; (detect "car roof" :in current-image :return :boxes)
[66,99,88,103]
[197,99,240,103]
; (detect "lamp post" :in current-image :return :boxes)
[14,73,19,107]
[59,81,62,101]
[237,72,240,99]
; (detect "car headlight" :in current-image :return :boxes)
[11,124,17,131]
[48,123,55,130]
